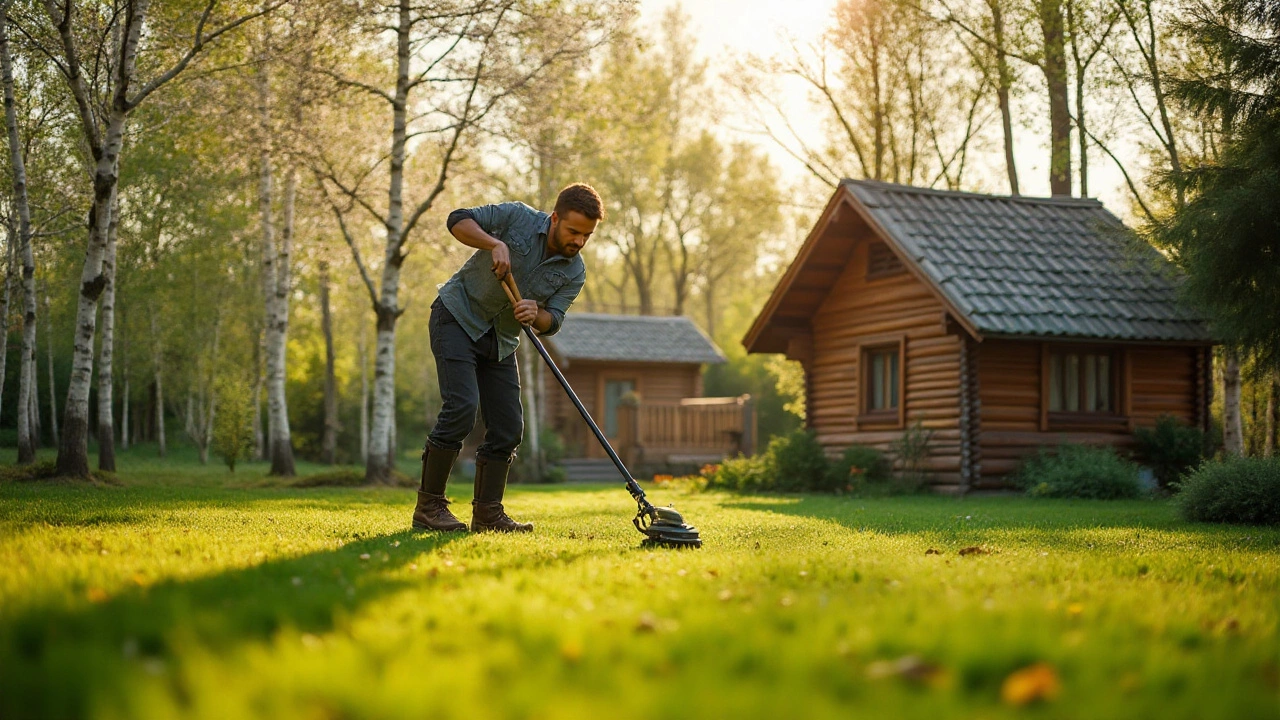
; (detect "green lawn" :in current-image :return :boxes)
[2,448,1277,719]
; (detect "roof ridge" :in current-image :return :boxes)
[842,178,1106,209]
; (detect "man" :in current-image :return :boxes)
[412,183,603,533]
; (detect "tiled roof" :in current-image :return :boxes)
[844,180,1211,342]
[545,313,727,364]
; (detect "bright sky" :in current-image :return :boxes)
[640,0,1135,219]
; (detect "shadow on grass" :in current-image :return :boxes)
[0,526,461,720]
[724,494,1280,546]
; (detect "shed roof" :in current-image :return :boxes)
[745,180,1211,353]
[545,313,726,364]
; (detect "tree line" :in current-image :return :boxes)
[1,0,1275,484]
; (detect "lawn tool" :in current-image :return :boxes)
[500,274,702,549]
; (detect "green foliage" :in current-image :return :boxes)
[769,429,829,492]
[889,421,935,493]
[704,453,774,493]
[211,377,256,473]
[1155,0,1280,369]
[1017,444,1143,500]
[828,445,893,493]
[1134,415,1207,490]
[0,461,58,483]
[1177,456,1280,525]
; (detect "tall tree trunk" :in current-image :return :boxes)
[149,309,166,457]
[266,166,297,475]
[364,0,413,484]
[97,190,119,471]
[1265,373,1277,458]
[121,376,129,450]
[3,7,37,464]
[1039,0,1072,197]
[0,224,12,422]
[43,289,58,444]
[519,342,542,480]
[252,334,264,459]
[985,0,1019,195]
[1222,348,1244,456]
[319,260,338,464]
[359,319,368,464]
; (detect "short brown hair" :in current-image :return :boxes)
[554,183,605,221]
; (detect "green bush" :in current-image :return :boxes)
[1017,444,1143,499]
[706,453,774,493]
[1176,456,1280,525]
[769,429,829,492]
[212,377,256,473]
[1134,415,1207,490]
[827,445,891,493]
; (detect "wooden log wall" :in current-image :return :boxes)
[803,237,966,490]
[976,339,1205,487]
[544,361,702,458]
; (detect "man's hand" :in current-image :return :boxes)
[513,299,540,325]
[490,241,511,279]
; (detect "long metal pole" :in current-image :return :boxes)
[502,276,650,507]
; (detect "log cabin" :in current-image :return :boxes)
[540,314,754,480]
[744,180,1213,492]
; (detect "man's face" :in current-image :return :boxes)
[547,210,598,257]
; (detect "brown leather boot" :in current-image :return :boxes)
[411,441,466,531]
[412,491,467,532]
[470,457,532,533]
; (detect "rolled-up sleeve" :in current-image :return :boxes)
[540,271,585,336]
[457,202,529,238]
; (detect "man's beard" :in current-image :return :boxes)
[549,223,579,256]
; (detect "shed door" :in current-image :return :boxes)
[603,379,636,439]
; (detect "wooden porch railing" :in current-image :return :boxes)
[615,395,755,466]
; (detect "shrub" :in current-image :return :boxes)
[1176,456,1280,525]
[768,429,829,492]
[827,445,892,493]
[1134,415,1207,490]
[890,420,934,492]
[706,453,774,493]
[212,376,256,473]
[1017,444,1142,499]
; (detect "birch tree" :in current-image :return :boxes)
[315,0,613,483]
[1,3,39,464]
[27,0,281,478]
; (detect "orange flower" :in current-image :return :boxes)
[653,474,674,484]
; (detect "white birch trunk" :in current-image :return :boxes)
[1223,348,1244,456]
[359,322,368,463]
[520,343,542,479]
[363,0,413,484]
[319,261,338,464]
[267,167,297,475]
[3,7,37,464]
[252,354,264,459]
[0,224,12,424]
[149,309,166,457]
[97,190,119,471]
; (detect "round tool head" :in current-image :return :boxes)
[634,504,702,549]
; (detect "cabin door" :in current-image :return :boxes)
[595,377,636,457]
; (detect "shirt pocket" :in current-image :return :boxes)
[530,270,570,300]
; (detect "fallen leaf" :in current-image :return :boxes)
[1001,663,1062,705]
[958,546,989,556]
[925,548,943,555]
[359,553,371,561]
[87,587,108,603]
[866,655,945,685]
[635,612,659,633]
[717,589,733,601]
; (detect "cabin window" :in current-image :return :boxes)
[861,343,902,424]
[866,242,906,280]
[1047,350,1116,413]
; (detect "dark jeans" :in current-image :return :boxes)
[427,298,523,462]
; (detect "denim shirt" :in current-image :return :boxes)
[436,201,586,361]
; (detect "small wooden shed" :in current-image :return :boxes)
[744,180,1213,492]
[542,314,752,473]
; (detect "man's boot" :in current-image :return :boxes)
[470,456,533,533]
[412,442,467,532]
